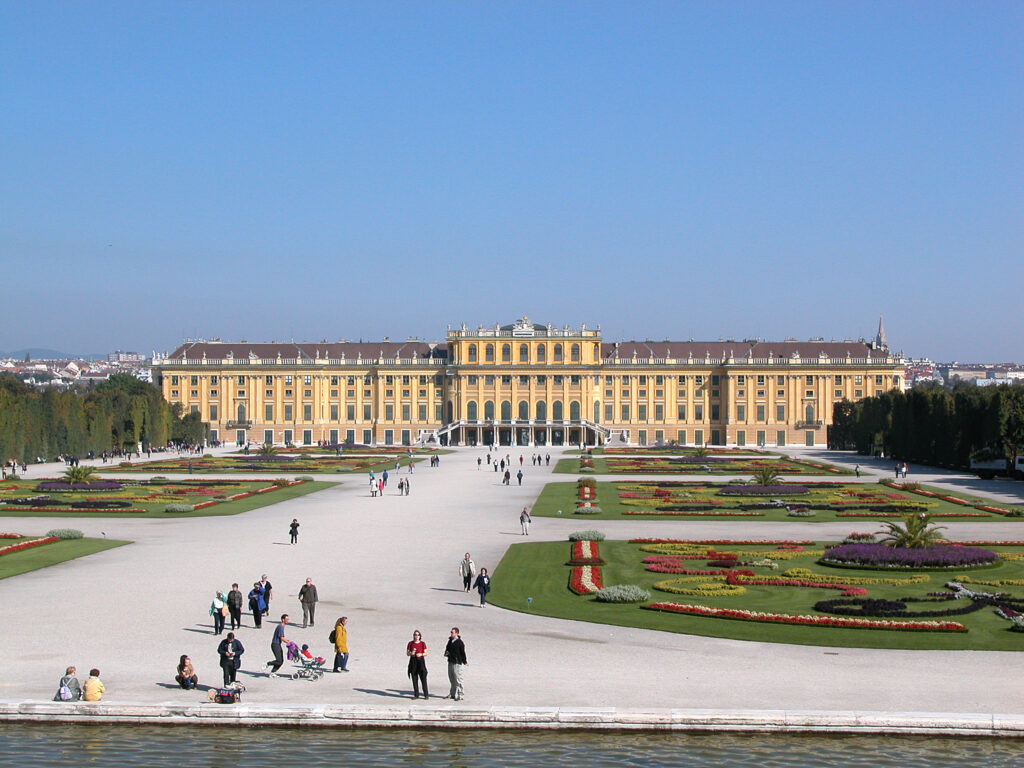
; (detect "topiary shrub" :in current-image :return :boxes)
[901,482,922,491]
[271,478,291,487]
[295,476,314,482]
[46,528,83,539]
[787,508,816,517]
[568,530,606,541]
[6,474,20,481]
[573,506,601,515]
[594,585,650,603]
[164,503,194,513]
[577,477,597,489]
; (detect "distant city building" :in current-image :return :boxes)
[154,317,905,449]
[108,350,146,363]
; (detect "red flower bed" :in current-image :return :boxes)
[630,538,816,545]
[0,533,21,539]
[624,510,763,517]
[4,507,145,514]
[975,505,1015,516]
[0,536,59,557]
[641,602,967,631]
[568,565,603,595]
[725,570,866,597]
[568,540,605,565]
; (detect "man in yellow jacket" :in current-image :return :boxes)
[332,617,349,672]
[83,669,105,701]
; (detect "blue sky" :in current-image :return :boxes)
[1,2,1021,361]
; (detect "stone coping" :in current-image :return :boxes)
[2,702,1022,735]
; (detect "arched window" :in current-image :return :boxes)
[519,343,529,362]
[570,344,580,361]
[467,401,478,420]
[536,345,546,362]
[594,401,601,422]
[518,400,529,420]
[553,400,563,420]
[570,401,581,421]
[467,344,477,363]
[485,344,494,362]
[554,344,563,361]
[805,404,815,423]
[536,400,547,420]
[502,344,511,362]
[237,404,246,422]
[484,401,495,420]
[501,400,511,420]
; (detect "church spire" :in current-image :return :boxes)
[874,316,887,349]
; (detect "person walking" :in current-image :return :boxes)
[855,464,860,478]
[397,478,405,495]
[459,553,476,592]
[248,582,266,628]
[503,469,511,485]
[474,568,491,607]
[331,616,349,672]
[404,477,410,496]
[444,627,467,701]
[382,469,389,488]
[406,630,428,699]
[217,632,244,686]
[210,590,227,635]
[260,575,273,616]
[266,614,291,677]
[477,457,481,470]
[516,469,523,486]
[298,577,319,628]
[227,583,243,630]
[53,666,82,701]
[520,507,531,535]
[289,518,300,544]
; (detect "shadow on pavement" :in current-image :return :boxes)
[354,688,413,699]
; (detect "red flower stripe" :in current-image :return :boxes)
[568,565,603,594]
[725,571,867,597]
[641,602,967,632]
[630,538,816,545]
[568,540,604,565]
[0,536,59,557]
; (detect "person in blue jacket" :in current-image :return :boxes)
[248,582,266,628]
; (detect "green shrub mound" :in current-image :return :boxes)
[568,530,606,542]
[164,503,195,513]
[272,478,291,487]
[579,467,596,474]
[594,585,650,603]
[295,476,314,482]
[46,528,83,539]
[574,506,601,515]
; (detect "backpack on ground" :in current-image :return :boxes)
[215,687,240,704]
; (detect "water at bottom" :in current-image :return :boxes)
[3,724,1022,768]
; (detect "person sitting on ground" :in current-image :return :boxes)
[175,654,198,690]
[82,668,105,702]
[53,666,82,701]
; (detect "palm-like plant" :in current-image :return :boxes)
[257,443,276,457]
[880,513,948,549]
[62,465,99,486]
[691,446,709,458]
[750,465,782,486]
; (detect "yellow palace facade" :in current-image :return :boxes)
[153,317,904,448]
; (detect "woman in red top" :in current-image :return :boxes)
[406,630,428,699]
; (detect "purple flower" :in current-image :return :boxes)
[822,543,998,568]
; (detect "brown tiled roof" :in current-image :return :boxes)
[601,340,888,360]
[166,341,448,361]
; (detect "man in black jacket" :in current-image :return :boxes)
[226,583,243,630]
[444,627,468,701]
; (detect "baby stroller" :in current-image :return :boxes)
[292,644,325,681]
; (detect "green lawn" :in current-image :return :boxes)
[554,455,850,475]
[100,454,422,474]
[0,538,130,580]
[489,539,1024,650]
[529,481,1023,522]
[0,480,336,519]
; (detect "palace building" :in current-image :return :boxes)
[153,317,903,448]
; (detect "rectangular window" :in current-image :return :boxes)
[435,405,443,421]
[467,375,478,385]
[363,404,371,420]
[639,375,647,385]
[655,404,663,420]
[210,376,218,385]
[695,404,704,421]
[362,429,372,444]
[834,375,842,384]
[189,404,199,415]
[736,430,745,446]
[736,405,745,421]
[570,375,580,385]
[605,389,613,398]
[329,429,338,444]
[209,404,218,420]
[553,376,563,385]
[385,429,394,445]
[855,389,863,397]
[303,429,312,445]
[402,404,410,421]
[520,375,531,385]
[283,429,293,444]
[694,429,703,445]
[347,377,355,386]
[385,405,394,420]
[536,375,546,385]
[402,429,411,446]
[621,404,630,421]
[875,375,883,385]
[418,405,427,421]
[304,376,312,386]
[756,389,765,397]
[638,404,647,420]
[756,404,765,421]
[265,404,273,421]
[622,389,630,399]
[806,390,814,397]
[711,389,719,398]
[622,376,630,384]
[777,376,785,385]
[402,376,410,386]
[605,376,613,385]
[805,375,814,385]
[502,376,512,385]
[638,390,646,397]
[285,389,293,397]
[190,389,198,397]
[777,405,785,421]
[677,429,686,444]
[330,376,338,386]
[711,404,720,420]
[677,404,686,420]
[284,405,293,421]
[237,390,245,397]
[756,429,766,446]
[655,429,664,443]
[171,376,179,385]
[347,390,355,398]
[756,375,765,385]
[190,375,198,386]
[638,429,647,445]
[330,404,339,420]
[330,389,338,398]
[835,390,842,398]
[484,375,494,385]
[736,375,745,385]
[777,389,785,397]
[285,376,293,385]
[210,389,218,396]
[711,375,720,386]
[695,376,703,385]
[264,429,273,444]
[347,405,355,420]
[304,389,311,397]
[385,376,393,385]
[346,429,355,443]
[605,404,613,421]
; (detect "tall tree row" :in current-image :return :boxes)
[0,373,188,462]
[830,382,1024,470]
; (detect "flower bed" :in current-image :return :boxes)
[36,481,124,492]
[641,602,967,631]
[569,565,603,595]
[568,540,605,565]
[0,536,59,557]
[821,543,1000,569]
[719,485,809,496]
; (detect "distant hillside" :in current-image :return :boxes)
[1,348,106,361]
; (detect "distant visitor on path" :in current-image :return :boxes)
[82,669,105,702]
[516,469,523,485]
[176,654,198,690]
[298,578,318,628]
[459,553,476,592]
[259,574,273,616]
[266,615,292,677]
[53,666,82,701]
[331,616,349,672]
[227,583,243,630]
[520,507,531,535]
[289,518,300,544]
[248,582,266,628]
[217,632,244,686]
[474,568,491,607]
[210,590,227,635]
[444,627,467,701]
[406,630,428,699]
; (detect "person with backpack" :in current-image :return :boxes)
[53,666,82,701]
[331,616,349,672]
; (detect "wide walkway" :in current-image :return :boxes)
[1,446,1023,723]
